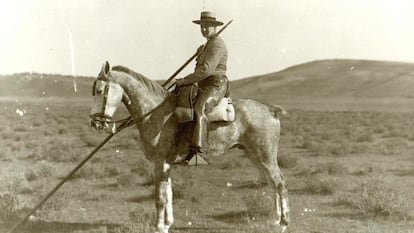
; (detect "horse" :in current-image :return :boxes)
[89,61,290,233]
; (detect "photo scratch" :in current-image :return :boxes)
[66,25,77,93]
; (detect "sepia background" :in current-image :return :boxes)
[0,1,413,233]
[1,0,414,79]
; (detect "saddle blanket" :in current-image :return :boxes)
[174,85,235,123]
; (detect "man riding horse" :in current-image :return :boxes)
[175,11,229,163]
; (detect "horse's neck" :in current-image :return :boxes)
[127,89,174,118]
[123,80,177,146]
[112,71,179,154]
[128,88,166,115]
[114,71,173,118]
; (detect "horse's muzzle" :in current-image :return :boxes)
[89,114,111,130]
[90,119,108,130]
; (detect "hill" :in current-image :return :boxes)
[0,73,93,98]
[1,59,414,111]
[230,59,414,100]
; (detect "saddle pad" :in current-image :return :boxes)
[174,85,197,123]
[207,97,235,122]
[174,85,235,123]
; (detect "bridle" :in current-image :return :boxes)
[90,77,171,126]
[90,78,117,123]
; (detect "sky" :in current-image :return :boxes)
[1,0,414,80]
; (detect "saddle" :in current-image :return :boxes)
[174,84,235,123]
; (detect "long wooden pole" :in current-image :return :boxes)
[162,51,199,89]
[162,19,233,89]
[6,118,134,233]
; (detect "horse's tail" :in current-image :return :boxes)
[269,104,287,118]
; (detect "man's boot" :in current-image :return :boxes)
[192,114,208,156]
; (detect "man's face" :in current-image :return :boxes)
[200,23,216,39]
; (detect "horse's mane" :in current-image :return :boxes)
[111,65,168,97]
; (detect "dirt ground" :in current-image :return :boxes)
[0,99,413,233]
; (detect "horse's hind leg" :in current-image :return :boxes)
[266,163,290,228]
[244,140,290,230]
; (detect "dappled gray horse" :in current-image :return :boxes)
[89,61,289,233]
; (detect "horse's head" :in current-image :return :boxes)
[89,61,128,131]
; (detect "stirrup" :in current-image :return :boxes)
[185,146,205,160]
[187,152,208,166]
[186,148,208,166]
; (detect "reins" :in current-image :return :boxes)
[102,78,174,127]
[117,93,172,127]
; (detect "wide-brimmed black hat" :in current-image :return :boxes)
[192,11,223,26]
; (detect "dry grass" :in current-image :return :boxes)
[277,149,298,169]
[285,111,414,158]
[296,161,348,176]
[126,210,155,233]
[0,167,34,223]
[116,172,137,188]
[243,191,274,220]
[1,101,414,232]
[238,221,285,233]
[339,177,410,219]
[304,174,338,195]
[24,162,55,181]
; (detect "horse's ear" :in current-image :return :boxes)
[104,61,110,75]
[99,61,110,79]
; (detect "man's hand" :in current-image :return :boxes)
[196,45,205,54]
[175,78,185,87]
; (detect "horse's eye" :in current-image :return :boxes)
[93,80,107,96]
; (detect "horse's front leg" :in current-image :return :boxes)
[154,160,174,233]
